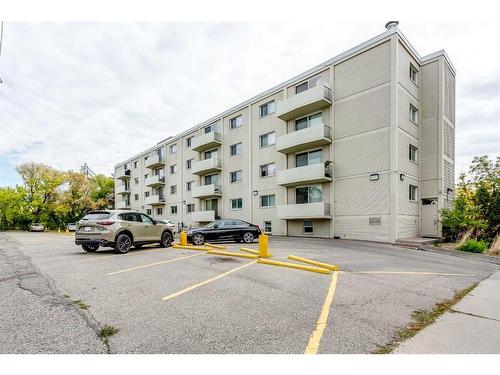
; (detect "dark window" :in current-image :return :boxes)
[295,81,308,94]
[259,101,276,117]
[303,220,313,233]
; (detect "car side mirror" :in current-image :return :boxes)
[152,220,157,225]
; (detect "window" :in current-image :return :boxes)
[169,144,177,154]
[204,122,217,133]
[230,170,242,183]
[409,185,418,202]
[409,105,418,124]
[134,160,138,168]
[134,177,139,185]
[204,149,217,159]
[230,198,243,210]
[296,150,322,167]
[409,145,418,163]
[186,136,193,147]
[157,207,163,215]
[303,220,313,233]
[187,204,195,213]
[229,115,242,129]
[230,143,242,156]
[260,194,276,207]
[295,81,309,94]
[170,164,177,174]
[186,181,193,191]
[171,205,178,214]
[204,174,218,185]
[295,112,322,131]
[264,221,272,233]
[141,214,153,224]
[410,64,418,83]
[170,185,177,194]
[146,209,152,215]
[145,191,150,198]
[144,174,149,181]
[186,159,193,169]
[259,101,276,117]
[260,163,276,177]
[134,194,139,201]
[259,131,276,147]
[296,185,322,204]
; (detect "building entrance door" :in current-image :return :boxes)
[421,199,438,237]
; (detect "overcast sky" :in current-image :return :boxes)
[1,21,499,186]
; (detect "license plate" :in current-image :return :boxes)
[83,227,92,232]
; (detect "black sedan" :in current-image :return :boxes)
[187,219,261,245]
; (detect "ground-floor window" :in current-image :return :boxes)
[157,207,163,215]
[264,221,272,233]
[170,205,178,214]
[187,204,195,213]
[146,209,152,216]
[303,220,313,233]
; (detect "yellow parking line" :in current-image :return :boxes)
[161,261,256,302]
[304,271,339,354]
[108,253,203,275]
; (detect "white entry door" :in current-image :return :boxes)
[421,199,438,237]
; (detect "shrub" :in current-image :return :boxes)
[457,239,487,254]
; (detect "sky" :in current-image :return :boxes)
[1,20,499,186]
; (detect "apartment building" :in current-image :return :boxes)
[114,22,456,243]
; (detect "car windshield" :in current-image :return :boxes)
[205,221,219,228]
[81,212,111,221]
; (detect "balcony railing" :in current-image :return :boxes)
[276,82,332,121]
[277,124,332,154]
[192,184,222,199]
[192,158,222,175]
[145,175,165,187]
[191,131,222,152]
[145,154,165,169]
[277,202,331,220]
[115,184,131,194]
[116,200,131,209]
[277,162,332,187]
[145,194,165,206]
[191,210,216,223]
[116,168,131,179]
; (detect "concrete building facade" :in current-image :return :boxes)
[114,23,456,243]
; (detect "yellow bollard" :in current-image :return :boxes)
[65,228,70,235]
[179,230,188,246]
[57,228,61,234]
[258,233,270,258]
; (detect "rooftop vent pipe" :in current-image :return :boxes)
[385,21,399,29]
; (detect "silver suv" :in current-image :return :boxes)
[75,210,173,254]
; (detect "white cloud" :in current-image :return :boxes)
[0,21,499,186]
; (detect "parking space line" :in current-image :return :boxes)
[108,253,204,275]
[161,261,256,302]
[347,271,476,276]
[304,271,339,354]
[82,248,168,262]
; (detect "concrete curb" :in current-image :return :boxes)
[417,245,500,266]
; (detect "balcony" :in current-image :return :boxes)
[276,82,332,121]
[116,200,130,209]
[145,194,165,206]
[145,175,165,187]
[277,124,332,154]
[277,202,332,220]
[277,162,332,187]
[191,210,216,223]
[192,158,222,175]
[192,131,222,152]
[192,184,222,199]
[145,154,165,169]
[115,184,130,195]
[116,168,131,180]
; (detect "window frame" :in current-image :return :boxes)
[259,163,276,178]
[260,194,276,207]
[170,205,178,215]
[409,144,418,163]
[259,100,276,118]
[409,63,418,84]
[230,170,242,183]
[230,142,242,156]
[229,115,242,130]
[169,144,177,154]
[303,220,314,233]
[259,131,276,148]
[409,184,418,202]
[186,136,193,147]
[263,220,272,233]
[409,104,418,125]
[230,198,243,210]
[170,164,178,174]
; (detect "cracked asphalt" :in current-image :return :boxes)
[0,231,497,354]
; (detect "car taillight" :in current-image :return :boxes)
[97,221,114,226]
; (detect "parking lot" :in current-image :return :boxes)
[1,231,498,354]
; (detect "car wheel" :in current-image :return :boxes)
[160,231,173,248]
[192,233,205,246]
[114,233,132,254]
[242,232,255,244]
[82,244,99,252]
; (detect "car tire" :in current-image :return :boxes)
[114,233,132,254]
[192,233,205,246]
[242,232,255,244]
[160,231,173,248]
[82,244,99,252]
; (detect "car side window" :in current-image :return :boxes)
[140,214,153,224]
[233,220,245,227]
[223,219,236,227]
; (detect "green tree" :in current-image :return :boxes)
[0,186,30,230]
[89,174,114,210]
